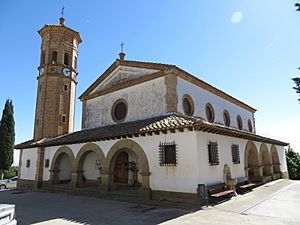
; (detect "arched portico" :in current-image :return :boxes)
[74,143,106,188]
[271,145,281,179]
[244,141,263,182]
[106,139,151,199]
[50,146,75,187]
[259,144,272,176]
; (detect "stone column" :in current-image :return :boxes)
[71,170,79,189]
[138,171,151,199]
[99,169,109,192]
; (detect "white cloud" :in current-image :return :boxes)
[231,11,243,24]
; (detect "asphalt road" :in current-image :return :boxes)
[1,179,299,225]
[0,189,192,225]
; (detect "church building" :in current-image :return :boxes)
[15,17,288,203]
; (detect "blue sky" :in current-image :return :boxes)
[1,1,300,165]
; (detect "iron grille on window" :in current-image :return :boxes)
[208,141,219,166]
[159,141,177,166]
[231,144,240,164]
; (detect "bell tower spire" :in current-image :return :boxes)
[33,17,82,140]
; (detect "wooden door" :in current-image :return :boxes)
[114,152,128,183]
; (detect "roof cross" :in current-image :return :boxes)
[61,6,65,18]
[120,42,125,53]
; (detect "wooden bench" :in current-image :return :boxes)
[236,177,256,194]
[207,183,235,204]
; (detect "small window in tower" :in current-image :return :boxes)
[51,51,58,64]
[41,51,46,65]
[45,159,50,168]
[74,56,78,69]
[63,84,68,92]
[26,159,31,168]
[64,53,69,66]
[61,114,67,123]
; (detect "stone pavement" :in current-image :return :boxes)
[160,179,300,225]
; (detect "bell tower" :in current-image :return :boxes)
[33,17,82,140]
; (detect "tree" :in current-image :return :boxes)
[294,5,300,103]
[292,77,300,103]
[286,146,300,179]
[0,100,15,179]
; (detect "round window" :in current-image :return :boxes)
[237,115,243,130]
[112,99,127,122]
[248,119,253,132]
[223,110,230,126]
[182,95,194,116]
[205,103,215,123]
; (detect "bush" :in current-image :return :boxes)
[286,146,300,180]
[4,167,18,179]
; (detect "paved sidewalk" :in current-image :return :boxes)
[160,179,300,225]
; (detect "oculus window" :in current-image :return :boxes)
[182,95,194,116]
[112,99,128,123]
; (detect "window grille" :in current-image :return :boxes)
[231,144,240,164]
[208,141,219,165]
[159,141,177,166]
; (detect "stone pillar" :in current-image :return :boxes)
[71,170,79,189]
[50,169,59,185]
[99,169,109,192]
[139,171,152,199]
[75,170,84,188]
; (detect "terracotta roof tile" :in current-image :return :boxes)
[15,114,288,149]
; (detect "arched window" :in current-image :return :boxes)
[51,51,58,64]
[41,51,46,65]
[64,53,69,66]
[205,103,215,123]
[248,119,253,132]
[182,95,194,116]
[237,115,243,130]
[223,110,230,126]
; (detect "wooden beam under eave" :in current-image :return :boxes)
[140,133,146,136]
[154,131,160,135]
[170,129,176,133]
[187,127,193,131]
[127,134,133,138]
[161,130,167,134]
[133,133,139,137]
[147,132,153,136]
[178,127,184,132]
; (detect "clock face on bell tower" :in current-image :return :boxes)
[33,17,82,140]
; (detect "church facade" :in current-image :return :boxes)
[15,18,288,203]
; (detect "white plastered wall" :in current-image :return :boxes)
[85,77,166,128]
[82,151,99,180]
[276,145,288,173]
[20,148,38,180]
[177,77,254,131]
[196,131,248,185]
